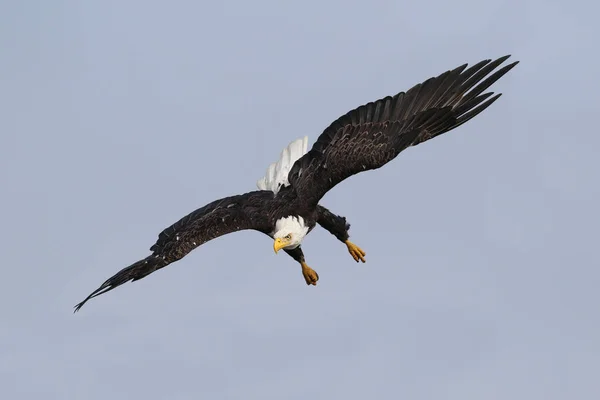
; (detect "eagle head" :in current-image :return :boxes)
[273,215,309,253]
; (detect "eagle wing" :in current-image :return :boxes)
[74,191,273,311]
[287,55,518,207]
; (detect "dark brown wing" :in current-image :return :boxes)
[288,55,519,207]
[74,191,273,312]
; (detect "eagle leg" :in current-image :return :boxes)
[315,205,365,263]
[345,240,366,263]
[301,261,319,286]
[284,246,319,286]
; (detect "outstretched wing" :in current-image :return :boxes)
[288,55,518,207]
[74,191,273,312]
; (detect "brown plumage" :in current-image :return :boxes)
[75,55,518,312]
[288,55,518,207]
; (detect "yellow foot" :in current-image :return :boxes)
[301,261,319,286]
[345,240,366,263]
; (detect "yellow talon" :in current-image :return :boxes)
[345,240,366,263]
[301,261,319,285]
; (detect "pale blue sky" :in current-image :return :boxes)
[1,0,598,399]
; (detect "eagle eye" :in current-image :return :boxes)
[284,234,292,240]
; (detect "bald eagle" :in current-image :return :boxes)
[74,55,518,312]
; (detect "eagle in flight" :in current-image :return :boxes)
[74,55,518,312]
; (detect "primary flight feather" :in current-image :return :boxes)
[74,55,519,312]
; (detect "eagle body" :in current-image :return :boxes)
[148,187,321,263]
[75,55,519,312]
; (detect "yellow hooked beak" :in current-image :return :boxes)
[273,237,290,253]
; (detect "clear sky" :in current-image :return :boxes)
[1,0,598,399]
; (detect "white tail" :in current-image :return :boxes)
[257,136,309,194]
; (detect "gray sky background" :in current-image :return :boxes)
[1,0,598,399]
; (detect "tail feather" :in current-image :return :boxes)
[256,136,309,194]
[73,254,168,312]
